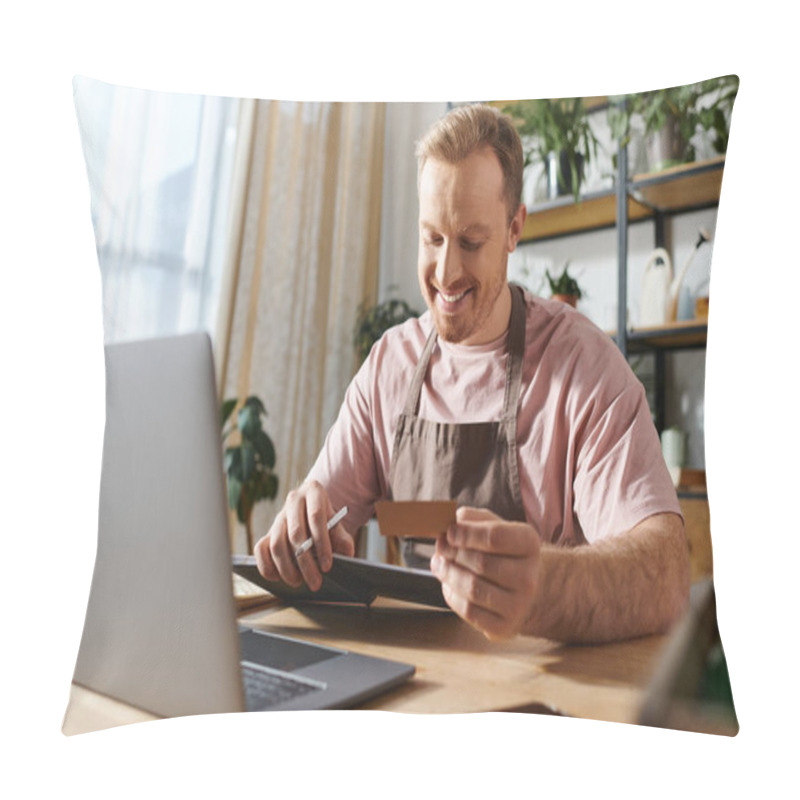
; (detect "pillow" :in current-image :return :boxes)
[67,76,738,739]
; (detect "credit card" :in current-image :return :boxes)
[374,500,457,539]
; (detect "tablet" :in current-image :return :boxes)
[231,554,449,609]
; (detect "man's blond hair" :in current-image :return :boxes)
[416,104,524,224]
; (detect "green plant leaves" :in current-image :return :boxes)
[224,446,241,476]
[241,441,255,482]
[220,397,237,429]
[502,97,599,202]
[236,484,249,524]
[354,297,419,364]
[546,264,582,298]
[256,471,279,502]
[227,471,242,513]
[237,403,260,440]
[254,428,276,470]
[613,76,738,168]
[607,97,630,145]
[244,395,266,416]
[503,76,738,189]
[221,394,279,522]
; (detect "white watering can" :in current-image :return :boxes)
[640,248,673,327]
[639,229,711,327]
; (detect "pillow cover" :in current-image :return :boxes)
[67,75,738,737]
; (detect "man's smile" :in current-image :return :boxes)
[434,286,473,312]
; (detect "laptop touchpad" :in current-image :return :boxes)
[239,629,342,672]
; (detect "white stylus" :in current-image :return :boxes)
[294,506,348,558]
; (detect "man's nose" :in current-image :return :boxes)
[435,241,461,287]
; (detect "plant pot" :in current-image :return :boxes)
[547,150,584,200]
[646,115,691,173]
[552,293,578,308]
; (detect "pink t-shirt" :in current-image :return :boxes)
[308,288,681,546]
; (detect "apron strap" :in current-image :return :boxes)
[403,324,439,416]
[502,284,526,423]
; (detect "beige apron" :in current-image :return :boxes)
[387,284,528,568]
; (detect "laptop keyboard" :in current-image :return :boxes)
[241,661,326,710]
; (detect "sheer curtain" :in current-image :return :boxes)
[74,81,387,554]
[216,100,386,553]
[73,76,240,343]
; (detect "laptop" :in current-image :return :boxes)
[70,332,414,718]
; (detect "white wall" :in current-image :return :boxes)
[378,101,448,310]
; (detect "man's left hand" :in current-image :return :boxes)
[430,506,541,640]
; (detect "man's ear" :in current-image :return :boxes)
[507,203,527,252]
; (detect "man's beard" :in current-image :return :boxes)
[428,275,506,344]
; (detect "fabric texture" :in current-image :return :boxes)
[308,286,681,547]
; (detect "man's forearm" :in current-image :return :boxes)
[524,513,690,644]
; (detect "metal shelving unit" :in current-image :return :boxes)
[507,97,725,602]
[520,127,725,432]
[618,154,723,431]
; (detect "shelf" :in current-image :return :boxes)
[520,190,651,242]
[629,319,708,350]
[521,156,726,244]
[607,319,708,351]
[520,156,725,243]
[629,156,725,213]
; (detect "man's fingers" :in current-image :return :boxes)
[434,560,518,640]
[447,515,537,556]
[254,482,347,592]
[330,525,356,556]
[254,512,302,585]
[287,510,325,591]
[254,533,279,581]
[433,513,543,641]
[436,538,523,589]
[271,517,307,588]
[432,553,515,617]
[304,485,334,571]
[455,506,499,524]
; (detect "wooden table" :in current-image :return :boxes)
[63,597,669,735]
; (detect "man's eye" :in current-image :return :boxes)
[461,240,482,251]
[424,236,443,246]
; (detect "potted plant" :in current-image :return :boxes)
[354,294,420,364]
[220,395,278,553]
[608,75,738,173]
[545,262,583,307]
[502,97,600,203]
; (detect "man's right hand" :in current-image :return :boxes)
[253,480,355,591]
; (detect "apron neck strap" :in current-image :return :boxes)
[502,284,526,421]
[403,323,439,416]
[403,284,527,419]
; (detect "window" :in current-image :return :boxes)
[74,77,240,343]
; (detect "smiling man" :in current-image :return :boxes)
[417,146,521,346]
[255,104,690,644]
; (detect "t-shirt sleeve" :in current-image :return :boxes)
[305,353,384,533]
[570,337,682,542]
